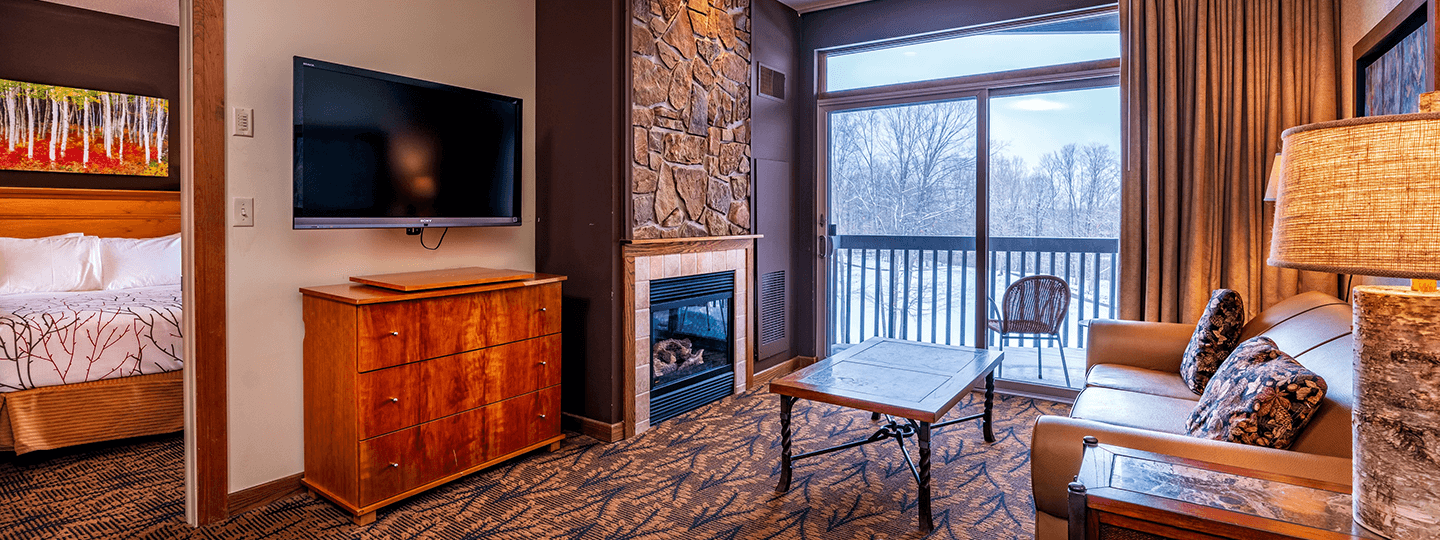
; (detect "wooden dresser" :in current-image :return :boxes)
[299,270,566,524]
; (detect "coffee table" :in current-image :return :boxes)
[768,337,1004,532]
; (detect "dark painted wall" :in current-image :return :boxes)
[536,0,627,424]
[0,0,179,191]
[794,0,1113,356]
[752,0,802,368]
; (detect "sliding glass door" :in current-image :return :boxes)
[825,96,981,356]
[816,8,1120,397]
[986,85,1120,390]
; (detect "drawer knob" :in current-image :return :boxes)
[538,307,547,312]
[388,462,400,468]
[389,331,400,337]
[389,397,399,403]
[538,414,547,419]
[539,361,547,366]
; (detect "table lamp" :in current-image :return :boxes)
[1268,112,1440,539]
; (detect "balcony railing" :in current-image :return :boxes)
[829,235,1119,351]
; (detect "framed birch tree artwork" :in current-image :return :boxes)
[0,79,169,177]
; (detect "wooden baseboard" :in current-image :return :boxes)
[227,472,304,517]
[562,412,624,443]
[752,356,815,387]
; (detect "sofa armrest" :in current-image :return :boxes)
[1030,416,1352,525]
[1085,320,1195,373]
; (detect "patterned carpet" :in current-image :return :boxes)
[0,387,1068,539]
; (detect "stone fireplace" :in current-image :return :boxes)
[621,0,759,437]
[625,241,751,436]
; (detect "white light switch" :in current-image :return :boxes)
[234,197,254,227]
[233,107,254,137]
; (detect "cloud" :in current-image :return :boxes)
[1008,98,1068,111]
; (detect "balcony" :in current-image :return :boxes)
[828,235,1119,391]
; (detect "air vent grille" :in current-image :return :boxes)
[758,65,786,101]
[760,270,786,345]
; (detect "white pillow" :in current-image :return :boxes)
[0,234,103,294]
[100,233,182,290]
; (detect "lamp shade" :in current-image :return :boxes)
[1263,153,1281,202]
[1269,112,1440,279]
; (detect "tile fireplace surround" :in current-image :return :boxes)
[623,237,756,437]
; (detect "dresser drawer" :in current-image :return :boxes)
[482,334,561,403]
[358,350,484,440]
[358,407,486,506]
[473,283,562,350]
[484,386,561,460]
[356,301,421,372]
[357,284,563,372]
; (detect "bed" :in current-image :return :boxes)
[0,186,183,454]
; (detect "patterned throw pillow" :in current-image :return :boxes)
[1180,289,1245,394]
[1186,337,1328,449]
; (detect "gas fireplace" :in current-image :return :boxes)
[649,271,734,424]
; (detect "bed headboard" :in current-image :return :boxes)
[0,187,181,239]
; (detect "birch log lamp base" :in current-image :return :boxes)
[1268,103,1440,539]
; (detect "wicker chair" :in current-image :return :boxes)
[987,275,1072,387]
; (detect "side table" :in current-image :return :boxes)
[1067,437,1379,540]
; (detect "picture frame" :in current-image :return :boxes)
[1354,0,1438,116]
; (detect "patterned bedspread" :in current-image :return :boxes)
[0,285,183,393]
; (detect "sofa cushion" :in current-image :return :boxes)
[1085,364,1199,401]
[1070,387,1195,435]
[1181,289,1246,395]
[1186,337,1328,449]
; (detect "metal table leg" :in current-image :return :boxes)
[777,395,795,493]
[983,371,995,443]
[918,421,933,532]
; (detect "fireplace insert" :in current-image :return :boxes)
[650,271,734,423]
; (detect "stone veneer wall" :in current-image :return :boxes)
[632,0,753,239]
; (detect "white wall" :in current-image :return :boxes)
[225,0,536,492]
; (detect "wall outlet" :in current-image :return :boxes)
[234,197,254,227]
[233,107,254,137]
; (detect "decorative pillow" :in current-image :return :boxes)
[99,233,182,290]
[0,234,102,294]
[1186,336,1327,449]
[1180,289,1245,394]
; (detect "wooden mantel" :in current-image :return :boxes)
[621,234,762,257]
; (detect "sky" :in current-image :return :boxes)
[826,25,1121,169]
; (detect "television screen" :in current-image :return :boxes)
[293,57,521,229]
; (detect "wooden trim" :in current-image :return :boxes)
[562,412,625,443]
[622,237,756,257]
[1097,512,1231,540]
[623,234,764,245]
[226,473,304,517]
[751,356,809,387]
[622,253,636,439]
[192,0,228,525]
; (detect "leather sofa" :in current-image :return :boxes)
[1029,292,1357,539]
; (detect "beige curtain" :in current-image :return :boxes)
[1119,0,1342,323]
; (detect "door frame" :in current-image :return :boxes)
[184,0,228,525]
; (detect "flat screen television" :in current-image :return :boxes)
[293,56,521,229]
